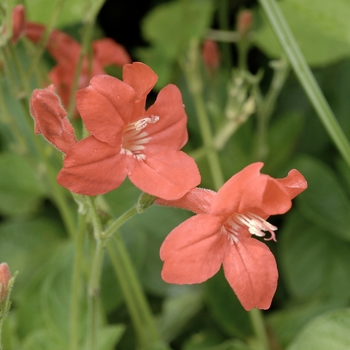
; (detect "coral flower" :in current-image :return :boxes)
[57,62,201,199]
[156,163,307,310]
[24,22,131,114]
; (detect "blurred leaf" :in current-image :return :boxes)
[25,0,85,27]
[293,156,350,242]
[16,243,73,342]
[287,308,350,350]
[264,112,303,173]
[0,153,46,215]
[137,0,213,88]
[267,299,344,348]
[103,178,141,217]
[94,325,126,350]
[0,217,64,294]
[254,0,350,66]
[158,291,203,342]
[205,270,253,339]
[279,210,350,301]
[184,336,252,350]
[22,329,66,350]
[119,206,191,296]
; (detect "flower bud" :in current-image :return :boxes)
[201,39,220,72]
[237,10,253,38]
[0,263,11,302]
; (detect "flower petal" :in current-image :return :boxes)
[223,237,278,310]
[30,85,77,154]
[11,5,25,44]
[160,214,225,284]
[86,75,136,125]
[128,150,200,200]
[24,23,80,65]
[211,162,264,216]
[57,136,127,195]
[276,169,307,199]
[76,81,132,148]
[155,187,216,214]
[92,38,131,67]
[238,175,294,216]
[123,62,157,117]
[144,84,188,149]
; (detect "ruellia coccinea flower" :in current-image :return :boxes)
[56,62,201,200]
[156,163,307,310]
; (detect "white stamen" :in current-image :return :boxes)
[121,115,160,160]
[225,212,277,242]
[135,115,160,130]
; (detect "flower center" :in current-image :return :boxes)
[223,212,277,243]
[121,115,159,160]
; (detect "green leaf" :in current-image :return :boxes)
[137,0,213,88]
[264,112,303,173]
[254,0,350,66]
[293,156,350,242]
[95,325,126,350]
[0,153,46,215]
[25,0,85,27]
[279,211,350,301]
[157,291,203,342]
[0,217,64,295]
[287,308,350,350]
[118,205,191,296]
[205,270,253,339]
[22,329,67,350]
[267,300,345,348]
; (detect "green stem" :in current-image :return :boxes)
[107,235,169,350]
[85,196,104,350]
[69,213,87,350]
[67,4,95,119]
[254,57,290,160]
[183,40,225,190]
[249,309,270,350]
[258,0,350,167]
[218,0,232,68]
[104,206,138,239]
[3,43,76,238]
[25,0,67,79]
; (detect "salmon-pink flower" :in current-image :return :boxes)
[24,22,131,114]
[30,85,77,154]
[57,62,201,199]
[156,163,307,310]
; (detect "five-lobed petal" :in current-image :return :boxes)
[158,162,307,310]
[57,62,200,199]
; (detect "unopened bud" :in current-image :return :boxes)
[201,39,220,72]
[0,263,11,302]
[237,10,253,38]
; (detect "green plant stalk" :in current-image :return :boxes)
[85,196,105,350]
[66,3,95,119]
[184,40,224,190]
[3,42,77,238]
[258,0,350,167]
[218,0,232,68]
[107,236,169,350]
[249,308,270,350]
[254,57,290,160]
[69,213,87,350]
[104,206,138,239]
[25,0,67,79]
